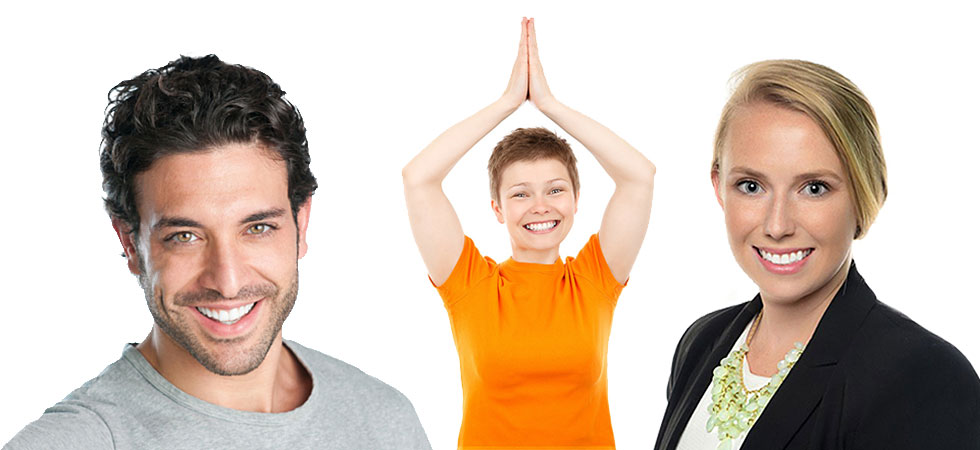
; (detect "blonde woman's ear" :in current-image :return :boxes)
[711,170,725,209]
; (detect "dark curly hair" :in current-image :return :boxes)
[100,54,318,237]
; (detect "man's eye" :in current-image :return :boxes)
[169,232,198,243]
[736,180,762,195]
[247,224,272,235]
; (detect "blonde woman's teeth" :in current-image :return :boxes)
[759,249,812,265]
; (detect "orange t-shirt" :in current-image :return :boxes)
[435,234,623,449]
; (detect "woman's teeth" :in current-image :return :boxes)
[524,220,558,231]
[759,248,812,265]
[196,303,255,325]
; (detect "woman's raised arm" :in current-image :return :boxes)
[526,18,655,284]
[403,18,531,286]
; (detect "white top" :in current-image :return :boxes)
[676,320,772,450]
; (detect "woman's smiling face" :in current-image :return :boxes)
[492,158,577,263]
[713,101,857,305]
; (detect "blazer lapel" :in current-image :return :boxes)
[741,263,877,449]
[660,298,762,450]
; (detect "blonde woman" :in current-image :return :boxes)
[655,60,980,450]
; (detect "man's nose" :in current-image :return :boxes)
[198,239,248,299]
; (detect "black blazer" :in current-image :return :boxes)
[655,263,980,449]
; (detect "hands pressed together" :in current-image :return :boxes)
[503,17,555,112]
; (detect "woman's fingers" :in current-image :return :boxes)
[519,17,528,60]
[503,17,530,107]
[528,18,539,64]
[527,18,554,108]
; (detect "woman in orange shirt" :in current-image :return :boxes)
[403,18,655,449]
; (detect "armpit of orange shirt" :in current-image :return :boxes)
[434,234,624,449]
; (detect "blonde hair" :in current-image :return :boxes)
[712,60,887,238]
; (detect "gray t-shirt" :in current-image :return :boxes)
[5,341,431,450]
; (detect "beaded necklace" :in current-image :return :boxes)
[706,312,805,450]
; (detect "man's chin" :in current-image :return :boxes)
[189,337,279,376]
[153,318,281,377]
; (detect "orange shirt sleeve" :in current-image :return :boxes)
[431,236,495,308]
[570,234,626,306]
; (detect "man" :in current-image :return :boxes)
[5,55,430,450]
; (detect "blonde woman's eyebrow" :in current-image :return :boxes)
[728,167,843,184]
[793,171,844,183]
[727,167,767,180]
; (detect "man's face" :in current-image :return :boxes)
[118,143,310,376]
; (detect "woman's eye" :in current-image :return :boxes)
[736,180,762,195]
[804,181,830,197]
[513,192,527,198]
[168,232,198,243]
[549,188,563,194]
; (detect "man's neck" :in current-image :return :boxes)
[137,328,312,413]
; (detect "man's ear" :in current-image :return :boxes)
[491,199,505,224]
[711,170,725,210]
[112,218,141,275]
[296,197,312,259]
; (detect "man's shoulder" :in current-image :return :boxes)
[285,341,431,448]
[4,349,140,449]
[286,340,418,411]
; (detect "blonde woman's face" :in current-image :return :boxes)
[712,102,856,305]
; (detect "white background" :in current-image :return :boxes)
[2,1,978,448]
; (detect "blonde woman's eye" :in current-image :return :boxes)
[513,192,527,198]
[736,180,762,195]
[550,188,562,194]
[804,181,830,197]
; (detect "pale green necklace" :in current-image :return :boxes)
[706,312,805,450]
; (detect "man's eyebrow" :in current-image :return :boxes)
[151,208,287,232]
[153,217,203,232]
[241,208,287,225]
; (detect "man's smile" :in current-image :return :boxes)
[195,302,257,325]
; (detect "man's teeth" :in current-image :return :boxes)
[759,249,812,265]
[196,303,255,325]
[524,221,558,231]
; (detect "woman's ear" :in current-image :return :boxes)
[711,170,725,210]
[491,199,505,224]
